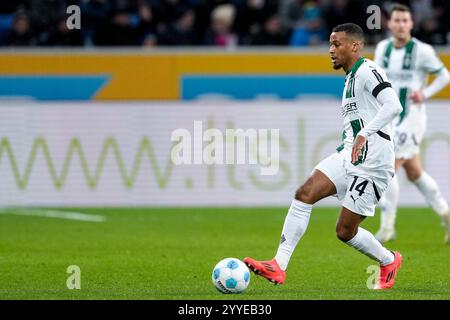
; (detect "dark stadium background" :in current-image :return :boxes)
[0,0,449,47]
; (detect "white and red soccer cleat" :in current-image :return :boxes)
[243,257,286,285]
[374,251,403,290]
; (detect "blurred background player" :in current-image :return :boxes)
[245,23,403,290]
[373,3,450,244]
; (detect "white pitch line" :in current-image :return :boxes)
[0,208,106,222]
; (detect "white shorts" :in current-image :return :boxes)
[394,106,427,160]
[314,152,391,217]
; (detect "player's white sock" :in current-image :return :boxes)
[379,175,399,231]
[275,199,312,271]
[346,227,394,266]
[413,172,449,217]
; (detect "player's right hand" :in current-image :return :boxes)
[352,134,367,164]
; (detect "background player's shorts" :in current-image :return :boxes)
[314,152,391,217]
[394,105,427,160]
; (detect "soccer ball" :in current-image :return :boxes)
[212,258,250,294]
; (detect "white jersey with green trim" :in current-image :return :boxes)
[374,37,444,125]
[337,57,395,177]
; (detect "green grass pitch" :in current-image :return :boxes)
[0,207,449,300]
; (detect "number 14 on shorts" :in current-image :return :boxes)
[349,176,369,196]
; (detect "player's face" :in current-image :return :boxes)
[388,11,413,41]
[329,32,354,70]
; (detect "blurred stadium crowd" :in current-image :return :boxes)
[0,0,448,47]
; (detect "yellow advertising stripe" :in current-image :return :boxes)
[0,53,449,100]
[0,53,336,99]
[0,54,177,99]
[175,53,333,73]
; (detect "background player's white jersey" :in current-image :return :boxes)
[374,37,443,122]
[337,57,395,179]
[374,37,445,158]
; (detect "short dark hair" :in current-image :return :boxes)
[332,23,365,43]
[389,3,412,19]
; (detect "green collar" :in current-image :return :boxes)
[393,37,414,50]
[346,56,365,76]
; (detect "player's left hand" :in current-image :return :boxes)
[352,134,367,164]
[409,90,425,103]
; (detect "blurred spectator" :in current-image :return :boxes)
[45,17,84,46]
[194,0,236,44]
[152,0,195,45]
[322,0,365,37]
[3,10,37,46]
[412,0,446,44]
[247,14,289,45]
[204,4,237,47]
[278,0,305,32]
[0,0,28,14]
[438,0,450,44]
[81,0,111,46]
[103,0,153,45]
[29,0,71,44]
[157,8,197,45]
[288,1,326,46]
[234,0,278,44]
[0,1,29,44]
[153,0,193,26]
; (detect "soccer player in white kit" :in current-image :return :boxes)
[244,23,404,290]
[373,4,450,244]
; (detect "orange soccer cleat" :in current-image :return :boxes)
[374,251,403,290]
[243,257,286,285]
